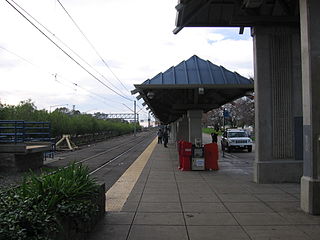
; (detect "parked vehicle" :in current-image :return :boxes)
[221,129,253,152]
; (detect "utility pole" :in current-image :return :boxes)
[223,108,225,131]
[134,100,136,137]
[148,111,150,127]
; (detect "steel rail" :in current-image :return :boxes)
[88,138,146,175]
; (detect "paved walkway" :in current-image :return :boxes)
[89,136,320,240]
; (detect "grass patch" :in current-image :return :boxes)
[202,128,222,135]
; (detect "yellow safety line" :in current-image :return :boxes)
[106,137,157,211]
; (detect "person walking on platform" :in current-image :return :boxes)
[157,128,163,144]
[163,128,169,148]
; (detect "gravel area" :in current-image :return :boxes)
[0,156,61,190]
[0,171,24,189]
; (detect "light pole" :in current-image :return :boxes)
[133,100,136,137]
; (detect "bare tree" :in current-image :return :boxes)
[206,96,254,129]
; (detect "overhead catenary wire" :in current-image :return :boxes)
[56,0,132,96]
[0,45,36,67]
[122,103,134,113]
[52,76,134,111]
[72,82,123,105]
[7,1,127,98]
[0,45,124,110]
[0,45,77,93]
[136,104,148,114]
[8,0,129,99]
[5,0,132,102]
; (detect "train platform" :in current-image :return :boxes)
[89,135,320,240]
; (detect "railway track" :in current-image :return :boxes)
[0,130,156,191]
[45,130,156,190]
[88,137,147,175]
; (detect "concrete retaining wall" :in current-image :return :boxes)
[0,152,43,172]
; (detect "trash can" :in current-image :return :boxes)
[204,143,219,170]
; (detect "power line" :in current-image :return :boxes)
[56,0,132,95]
[0,45,124,109]
[5,0,132,102]
[72,82,123,105]
[136,103,148,114]
[0,45,35,67]
[0,45,76,92]
[122,103,134,113]
[8,0,128,98]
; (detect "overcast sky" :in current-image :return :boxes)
[0,0,253,121]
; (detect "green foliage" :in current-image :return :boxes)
[0,100,138,138]
[202,128,222,135]
[202,128,214,134]
[0,164,100,240]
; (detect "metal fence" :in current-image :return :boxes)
[0,120,51,143]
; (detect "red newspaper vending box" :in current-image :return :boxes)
[204,143,219,170]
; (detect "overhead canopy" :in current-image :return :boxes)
[174,0,299,34]
[132,55,253,124]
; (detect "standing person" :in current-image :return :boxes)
[157,128,163,144]
[163,128,169,148]
[211,131,218,143]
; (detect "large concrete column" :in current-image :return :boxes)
[187,110,203,144]
[169,122,177,144]
[252,26,303,183]
[176,115,189,142]
[300,0,320,215]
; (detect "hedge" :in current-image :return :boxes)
[0,100,140,138]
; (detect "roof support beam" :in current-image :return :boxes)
[239,26,245,34]
[230,15,299,25]
[173,0,213,34]
[173,103,219,110]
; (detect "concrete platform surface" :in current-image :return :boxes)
[89,137,320,240]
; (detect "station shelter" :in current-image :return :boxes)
[132,55,253,145]
[132,55,253,171]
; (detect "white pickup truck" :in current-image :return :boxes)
[221,129,253,152]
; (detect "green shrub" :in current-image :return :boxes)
[0,100,138,138]
[0,164,100,240]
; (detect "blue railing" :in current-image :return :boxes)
[0,120,51,143]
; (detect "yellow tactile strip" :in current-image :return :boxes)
[106,137,157,211]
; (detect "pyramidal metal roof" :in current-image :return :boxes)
[133,55,253,124]
[141,55,253,86]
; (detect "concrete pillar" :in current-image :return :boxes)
[252,26,303,183]
[299,0,320,215]
[187,110,203,144]
[169,122,177,144]
[177,115,189,142]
